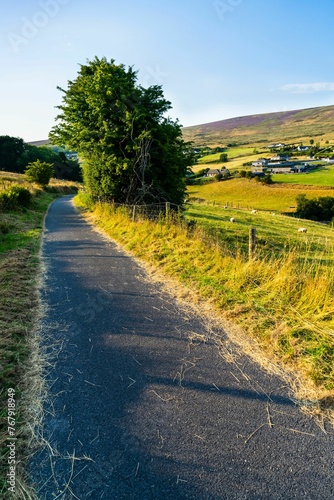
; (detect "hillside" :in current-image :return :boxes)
[182,105,334,146]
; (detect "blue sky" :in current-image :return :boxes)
[1,0,334,141]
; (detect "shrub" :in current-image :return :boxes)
[258,174,273,185]
[25,160,54,185]
[0,185,32,210]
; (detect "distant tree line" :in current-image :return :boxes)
[0,135,82,182]
[296,194,334,221]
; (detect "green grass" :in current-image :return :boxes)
[273,165,334,186]
[198,147,260,164]
[187,178,334,213]
[185,203,334,262]
[0,172,80,498]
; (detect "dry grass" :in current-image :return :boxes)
[0,172,81,498]
[0,247,42,499]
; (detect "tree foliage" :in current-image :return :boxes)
[0,135,81,181]
[0,136,26,173]
[49,57,193,205]
[296,194,334,221]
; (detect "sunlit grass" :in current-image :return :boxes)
[185,203,334,261]
[187,178,334,213]
[272,165,334,186]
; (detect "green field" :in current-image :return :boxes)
[187,178,334,213]
[273,165,334,186]
[185,202,334,262]
[198,147,262,163]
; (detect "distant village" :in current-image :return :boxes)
[251,142,334,175]
[191,141,334,178]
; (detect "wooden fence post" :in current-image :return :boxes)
[132,205,136,222]
[165,202,170,218]
[249,227,256,260]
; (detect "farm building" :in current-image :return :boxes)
[252,158,269,168]
[206,168,230,178]
[270,154,290,162]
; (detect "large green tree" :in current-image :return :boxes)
[49,57,193,205]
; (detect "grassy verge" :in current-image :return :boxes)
[75,192,334,418]
[0,173,79,498]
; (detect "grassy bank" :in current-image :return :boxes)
[75,193,334,417]
[0,173,79,498]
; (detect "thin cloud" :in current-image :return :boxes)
[281,82,334,94]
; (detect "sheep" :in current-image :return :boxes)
[230,217,235,223]
[251,210,257,214]
[298,227,307,233]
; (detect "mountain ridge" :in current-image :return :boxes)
[182,104,334,146]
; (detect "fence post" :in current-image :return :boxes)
[132,205,136,222]
[249,227,256,260]
[165,202,170,218]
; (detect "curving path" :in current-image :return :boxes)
[29,196,334,499]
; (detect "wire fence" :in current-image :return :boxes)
[103,201,182,221]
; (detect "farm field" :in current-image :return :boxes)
[191,145,325,176]
[187,177,334,213]
[192,154,259,174]
[185,202,334,263]
[272,165,334,186]
[197,147,263,163]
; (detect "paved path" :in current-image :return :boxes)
[30,196,334,499]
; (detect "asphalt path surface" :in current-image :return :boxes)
[29,196,334,499]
